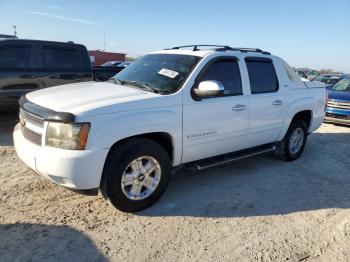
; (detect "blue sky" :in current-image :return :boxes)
[1,0,349,72]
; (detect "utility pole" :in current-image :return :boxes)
[13,25,17,37]
[103,30,106,51]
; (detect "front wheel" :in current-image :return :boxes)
[274,119,308,161]
[101,138,171,212]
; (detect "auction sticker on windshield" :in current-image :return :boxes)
[158,68,179,79]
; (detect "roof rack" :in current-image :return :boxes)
[166,45,271,55]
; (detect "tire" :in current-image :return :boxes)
[100,138,171,212]
[274,119,308,161]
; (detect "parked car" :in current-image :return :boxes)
[99,61,124,67]
[325,76,350,125]
[0,39,92,111]
[295,68,318,81]
[93,61,132,81]
[312,74,344,87]
[14,45,326,212]
[116,61,132,68]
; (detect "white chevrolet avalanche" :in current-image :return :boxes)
[14,45,326,212]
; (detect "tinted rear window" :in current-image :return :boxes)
[245,58,279,94]
[42,47,82,70]
[0,46,31,69]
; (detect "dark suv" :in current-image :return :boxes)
[0,39,92,111]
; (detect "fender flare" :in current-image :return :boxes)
[89,110,182,165]
[277,97,315,141]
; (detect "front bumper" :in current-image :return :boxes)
[325,108,350,126]
[13,124,109,190]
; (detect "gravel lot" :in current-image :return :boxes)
[0,116,350,262]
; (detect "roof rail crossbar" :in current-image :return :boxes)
[170,45,232,51]
[166,45,270,55]
[231,47,271,55]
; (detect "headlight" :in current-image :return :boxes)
[46,122,90,150]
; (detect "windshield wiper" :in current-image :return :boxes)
[108,78,123,85]
[127,81,154,92]
[110,78,168,94]
[124,80,167,94]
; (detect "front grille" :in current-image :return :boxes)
[20,109,44,146]
[325,113,350,120]
[21,126,42,145]
[327,100,350,110]
[20,109,44,128]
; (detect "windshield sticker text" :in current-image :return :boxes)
[158,68,179,79]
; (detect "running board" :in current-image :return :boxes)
[194,144,275,171]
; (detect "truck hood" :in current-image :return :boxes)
[327,89,350,102]
[26,81,158,114]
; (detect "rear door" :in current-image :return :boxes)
[244,57,288,147]
[182,57,249,163]
[0,42,39,100]
[37,43,91,89]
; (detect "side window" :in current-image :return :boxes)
[0,46,31,69]
[198,59,242,96]
[42,46,82,70]
[245,57,279,94]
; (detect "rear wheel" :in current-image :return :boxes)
[274,119,308,161]
[101,138,171,212]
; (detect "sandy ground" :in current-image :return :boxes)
[0,116,350,262]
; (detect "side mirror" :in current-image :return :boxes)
[193,80,224,98]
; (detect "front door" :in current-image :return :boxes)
[182,57,249,163]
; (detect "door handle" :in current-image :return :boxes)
[232,104,247,111]
[272,99,283,106]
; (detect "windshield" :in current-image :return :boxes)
[331,79,350,92]
[113,54,201,94]
[308,71,318,78]
[313,76,340,85]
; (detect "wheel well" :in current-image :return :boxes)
[109,132,174,161]
[292,110,312,130]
